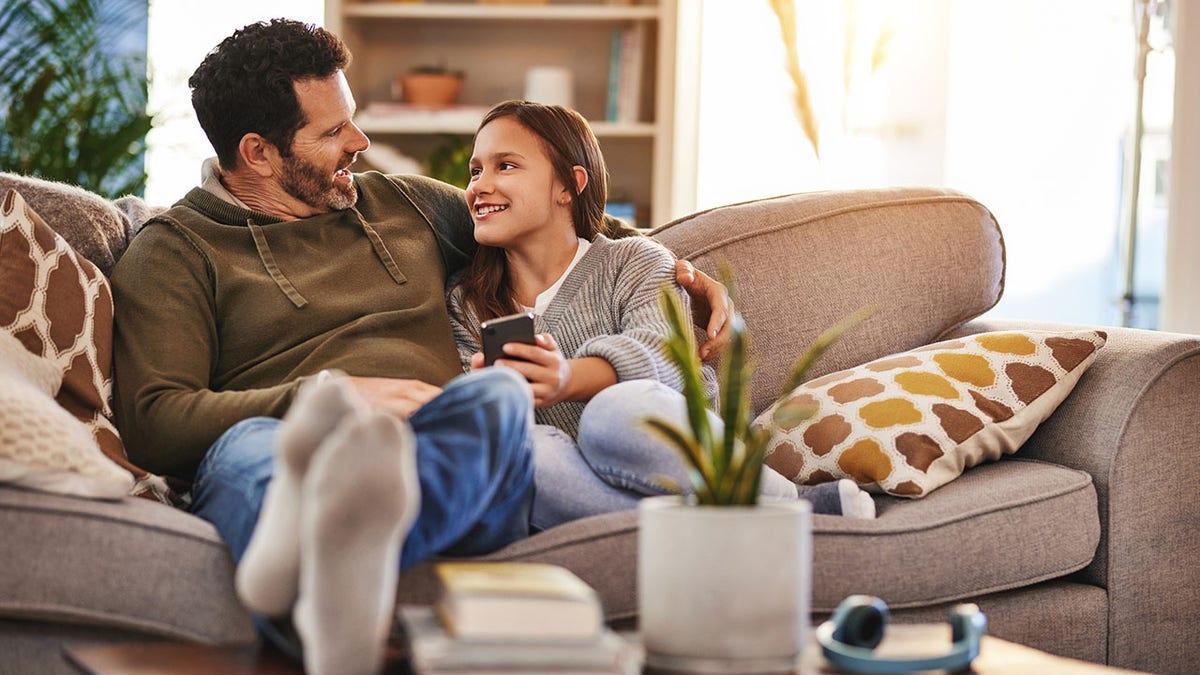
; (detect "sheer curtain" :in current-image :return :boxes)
[690,0,1172,328]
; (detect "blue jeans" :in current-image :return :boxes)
[530,380,800,529]
[189,367,535,571]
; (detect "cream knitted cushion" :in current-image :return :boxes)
[0,330,132,498]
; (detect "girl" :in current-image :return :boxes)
[447,100,873,529]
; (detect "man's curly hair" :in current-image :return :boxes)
[189,19,351,170]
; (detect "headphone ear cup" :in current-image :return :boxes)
[948,603,982,643]
[832,596,889,649]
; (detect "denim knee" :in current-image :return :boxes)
[192,416,278,497]
[463,367,533,415]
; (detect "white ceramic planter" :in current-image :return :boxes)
[638,496,812,673]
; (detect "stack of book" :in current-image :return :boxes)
[400,562,639,674]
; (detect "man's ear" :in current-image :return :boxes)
[237,133,280,178]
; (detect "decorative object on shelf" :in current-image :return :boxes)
[477,0,550,5]
[524,66,574,108]
[604,201,637,230]
[395,66,465,108]
[637,270,871,672]
[424,136,473,189]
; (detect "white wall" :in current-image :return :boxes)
[144,1,323,207]
[689,0,1159,328]
[1162,0,1200,333]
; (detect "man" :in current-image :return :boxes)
[111,19,731,675]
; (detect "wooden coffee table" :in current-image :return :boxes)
[66,629,1145,674]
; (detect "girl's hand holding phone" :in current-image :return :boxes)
[492,333,572,408]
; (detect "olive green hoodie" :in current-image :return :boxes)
[111,172,474,480]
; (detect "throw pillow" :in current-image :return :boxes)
[0,330,133,498]
[0,187,175,503]
[758,329,1107,498]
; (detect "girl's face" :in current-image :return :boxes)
[466,116,574,248]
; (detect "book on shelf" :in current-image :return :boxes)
[434,561,603,640]
[606,23,646,123]
[400,605,639,674]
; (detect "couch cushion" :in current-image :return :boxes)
[0,485,254,643]
[651,187,1005,415]
[0,187,177,504]
[395,458,1098,621]
[0,330,132,498]
[757,329,1106,497]
[810,459,1098,611]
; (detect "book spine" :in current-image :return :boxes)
[606,28,622,122]
[617,22,646,123]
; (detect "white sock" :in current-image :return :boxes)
[236,375,364,617]
[838,479,877,520]
[293,411,421,675]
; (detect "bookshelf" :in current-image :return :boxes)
[325,0,677,229]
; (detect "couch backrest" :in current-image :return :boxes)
[651,187,1005,415]
[0,173,137,277]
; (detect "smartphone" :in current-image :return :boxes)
[481,312,536,366]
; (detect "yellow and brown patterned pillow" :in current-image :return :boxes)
[0,188,175,502]
[757,329,1107,498]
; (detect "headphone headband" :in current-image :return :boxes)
[816,595,986,674]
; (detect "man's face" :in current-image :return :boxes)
[282,72,370,212]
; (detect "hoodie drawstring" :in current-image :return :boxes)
[247,212,407,308]
[355,215,407,286]
[248,222,308,309]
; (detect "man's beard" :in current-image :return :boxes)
[280,153,358,211]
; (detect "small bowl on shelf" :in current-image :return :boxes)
[394,68,464,108]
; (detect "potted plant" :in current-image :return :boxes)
[638,268,870,673]
[394,64,465,108]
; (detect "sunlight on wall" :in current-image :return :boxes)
[696,0,1161,327]
[144,1,324,207]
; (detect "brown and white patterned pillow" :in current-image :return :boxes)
[757,329,1107,498]
[0,188,174,503]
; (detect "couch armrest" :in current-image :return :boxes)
[953,317,1200,672]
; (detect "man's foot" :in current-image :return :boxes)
[837,479,876,520]
[293,411,421,675]
[236,374,363,617]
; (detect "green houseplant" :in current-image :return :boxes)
[647,268,872,505]
[638,269,870,673]
[0,0,155,198]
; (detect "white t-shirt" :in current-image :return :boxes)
[521,237,592,316]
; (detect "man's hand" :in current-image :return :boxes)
[343,376,442,419]
[674,259,733,361]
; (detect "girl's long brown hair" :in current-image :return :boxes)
[457,100,609,334]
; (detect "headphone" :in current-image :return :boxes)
[816,595,987,674]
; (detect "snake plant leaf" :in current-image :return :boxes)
[780,304,877,397]
[658,286,714,454]
[772,396,819,429]
[644,417,715,502]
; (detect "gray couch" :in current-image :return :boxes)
[2,178,1198,674]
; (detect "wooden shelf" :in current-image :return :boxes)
[357,110,657,137]
[344,3,661,22]
[328,0,676,225]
